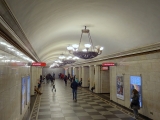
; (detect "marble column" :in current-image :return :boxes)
[64,68,68,75]
[89,65,95,90]
[100,68,110,93]
[68,67,71,75]
[82,66,89,87]
[74,67,79,78]
[30,66,42,95]
[78,66,82,81]
[94,65,101,93]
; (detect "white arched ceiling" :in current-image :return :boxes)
[5,0,160,65]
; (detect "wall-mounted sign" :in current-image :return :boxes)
[130,76,142,107]
[32,62,46,66]
[102,62,116,67]
[101,66,108,70]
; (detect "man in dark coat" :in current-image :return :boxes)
[70,79,78,101]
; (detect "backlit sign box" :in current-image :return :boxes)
[102,62,116,67]
[102,66,108,70]
[32,62,46,66]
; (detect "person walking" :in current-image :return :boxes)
[70,79,78,102]
[130,89,140,119]
[64,75,68,86]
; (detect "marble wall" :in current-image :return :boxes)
[0,38,42,120]
[0,55,30,119]
[110,52,160,120]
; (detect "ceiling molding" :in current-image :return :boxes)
[0,0,40,61]
[0,31,37,62]
[0,17,38,62]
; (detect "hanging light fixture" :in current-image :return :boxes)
[58,53,79,64]
[67,26,104,59]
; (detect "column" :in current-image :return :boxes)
[78,66,82,81]
[74,67,79,78]
[89,65,94,90]
[101,68,110,93]
[68,67,72,76]
[64,68,68,75]
[94,65,101,93]
[82,66,89,87]
[30,66,42,95]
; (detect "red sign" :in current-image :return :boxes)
[102,66,108,70]
[32,62,46,66]
[102,62,116,67]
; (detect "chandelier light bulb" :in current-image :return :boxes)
[100,47,104,50]
[59,55,65,59]
[75,57,79,59]
[82,49,87,52]
[72,44,79,48]
[84,44,91,48]
[67,46,73,50]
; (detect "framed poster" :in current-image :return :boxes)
[116,76,124,100]
[26,76,30,105]
[21,77,26,114]
[130,76,142,107]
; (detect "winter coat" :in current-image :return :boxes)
[130,93,140,110]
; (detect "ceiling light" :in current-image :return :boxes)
[67,26,103,59]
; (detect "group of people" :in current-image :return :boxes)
[46,73,55,83]
[63,73,82,87]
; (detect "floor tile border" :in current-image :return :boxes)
[29,87,43,120]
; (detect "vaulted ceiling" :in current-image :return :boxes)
[1,0,160,66]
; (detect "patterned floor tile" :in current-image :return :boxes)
[30,79,145,120]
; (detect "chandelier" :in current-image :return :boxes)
[58,53,79,64]
[67,26,104,59]
[50,63,60,68]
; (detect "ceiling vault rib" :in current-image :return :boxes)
[0,0,40,61]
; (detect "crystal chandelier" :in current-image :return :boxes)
[67,26,104,59]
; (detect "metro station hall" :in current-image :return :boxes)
[0,0,160,120]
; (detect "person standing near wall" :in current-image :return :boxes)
[130,89,140,119]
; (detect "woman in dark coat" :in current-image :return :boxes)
[130,89,140,119]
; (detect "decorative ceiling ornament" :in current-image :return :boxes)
[58,53,79,64]
[67,26,104,59]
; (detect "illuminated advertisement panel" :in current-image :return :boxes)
[21,77,26,114]
[130,76,142,107]
[116,76,124,100]
[27,76,30,104]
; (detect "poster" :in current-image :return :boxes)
[27,76,30,105]
[130,76,142,107]
[116,76,124,100]
[21,77,26,114]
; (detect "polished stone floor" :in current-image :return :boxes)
[35,79,140,120]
